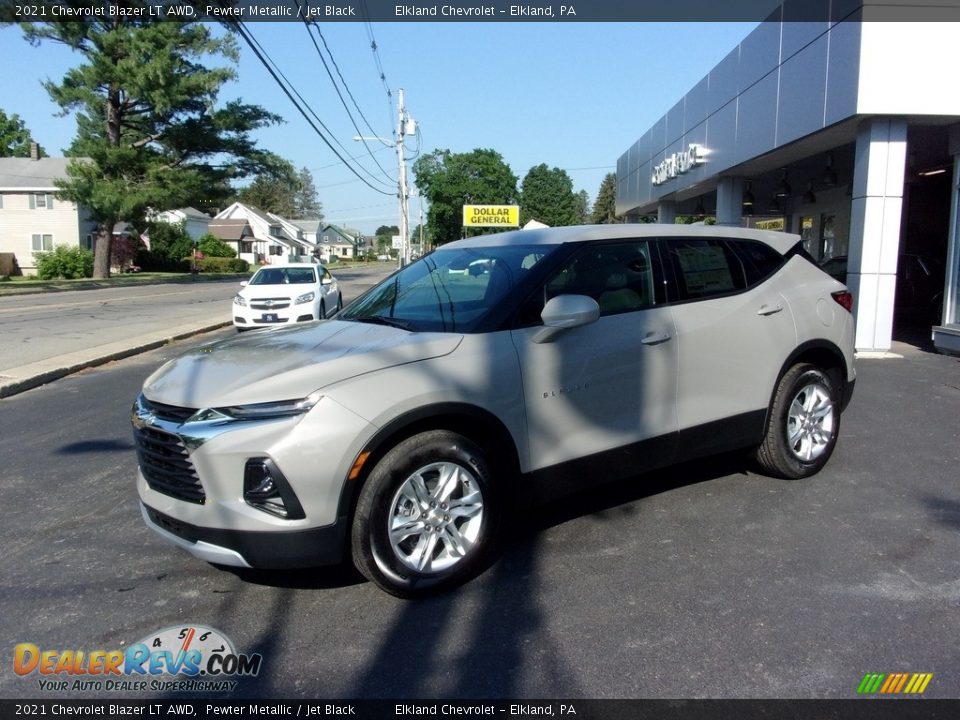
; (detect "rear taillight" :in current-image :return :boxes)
[832,290,854,313]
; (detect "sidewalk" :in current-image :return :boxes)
[0,319,229,399]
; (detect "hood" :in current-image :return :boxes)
[142,321,462,409]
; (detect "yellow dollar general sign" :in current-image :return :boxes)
[857,672,933,695]
[462,205,520,227]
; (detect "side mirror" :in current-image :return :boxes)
[240,281,248,287]
[320,276,332,286]
[532,294,600,343]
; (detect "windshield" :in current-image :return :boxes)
[249,267,317,285]
[340,244,556,332]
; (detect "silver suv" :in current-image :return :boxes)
[133,225,855,597]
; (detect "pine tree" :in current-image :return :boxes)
[23,20,280,278]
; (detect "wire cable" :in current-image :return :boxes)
[233,22,395,196]
[294,4,394,183]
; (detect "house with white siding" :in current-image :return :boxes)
[0,149,98,275]
[214,202,312,265]
[149,207,211,240]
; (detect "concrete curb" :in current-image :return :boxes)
[0,321,232,399]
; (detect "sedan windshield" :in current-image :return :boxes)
[249,267,317,285]
[340,244,555,332]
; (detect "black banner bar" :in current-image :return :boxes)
[3,0,960,23]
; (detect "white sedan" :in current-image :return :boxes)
[233,263,342,331]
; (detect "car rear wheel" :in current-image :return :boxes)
[351,430,499,598]
[755,363,840,479]
[319,300,326,319]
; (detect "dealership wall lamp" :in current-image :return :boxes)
[802,181,817,204]
[775,169,792,198]
[742,182,755,212]
[820,153,838,188]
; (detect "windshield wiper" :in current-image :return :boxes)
[349,315,414,331]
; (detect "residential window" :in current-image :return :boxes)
[30,193,54,210]
[83,234,94,250]
[270,226,281,237]
[31,233,53,252]
[269,245,282,256]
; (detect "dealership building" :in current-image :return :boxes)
[616,5,960,354]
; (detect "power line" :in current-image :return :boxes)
[311,21,393,148]
[233,22,394,196]
[294,7,394,184]
[359,0,397,142]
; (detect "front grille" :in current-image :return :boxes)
[251,297,291,310]
[140,397,196,424]
[134,426,205,504]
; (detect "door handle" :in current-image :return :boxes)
[757,304,784,316]
[641,331,671,345]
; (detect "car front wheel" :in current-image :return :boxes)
[351,430,498,598]
[755,363,841,479]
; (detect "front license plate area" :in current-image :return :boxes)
[261,313,279,322]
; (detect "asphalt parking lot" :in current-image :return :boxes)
[0,331,958,701]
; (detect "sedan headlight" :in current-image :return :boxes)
[188,393,322,422]
[233,294,247,307]
[295,291,315,305]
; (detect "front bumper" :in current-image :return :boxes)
[233,304,318,327]
[133,393,376,569]
[142,503,347,568]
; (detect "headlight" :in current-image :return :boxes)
[233,294,247,307]
[295,291,315,305]
[188,393,322,422]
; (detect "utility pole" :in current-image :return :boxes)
[396,88,414,268]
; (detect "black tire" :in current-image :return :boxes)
[319,300,326,320]
[755,363,841,479]
[351,430,500,598]
[336,293,343,313]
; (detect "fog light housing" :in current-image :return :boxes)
[243,459,305,519]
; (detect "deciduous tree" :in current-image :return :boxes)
[413,149,518,245]
[0,110,33,157]
[519,163,579,227]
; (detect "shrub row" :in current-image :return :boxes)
[34,246,94,280]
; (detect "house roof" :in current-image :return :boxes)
[178,206,211,220]
[290,219,323,233]
[319,224,359,244]
[208,219,253,241]
[0,157,76,191]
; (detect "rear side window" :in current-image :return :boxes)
[729,239,785,287]
[662,238,746,301]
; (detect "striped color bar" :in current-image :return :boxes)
[857,672,933,694]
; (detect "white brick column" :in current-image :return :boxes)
[847,119,908,352]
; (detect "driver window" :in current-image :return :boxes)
[517,241,657,325]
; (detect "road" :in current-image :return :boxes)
[0,266,394,388]
[0,331,958,701]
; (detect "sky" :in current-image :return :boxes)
[0,20,756,235]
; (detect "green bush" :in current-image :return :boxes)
[196,234,236,258]
[34,246,94,280]
[139,221,194,271]
[182,256,249,273]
